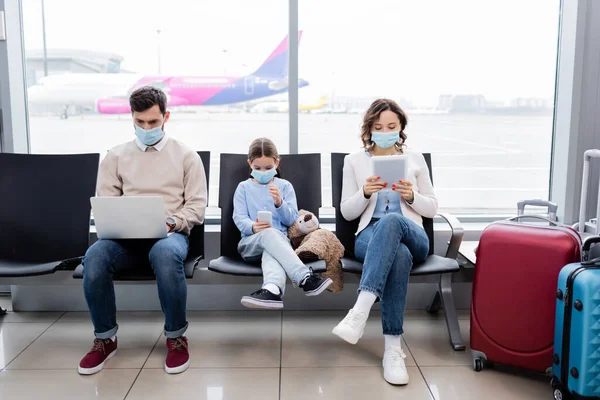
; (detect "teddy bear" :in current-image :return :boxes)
[288,209,345,293]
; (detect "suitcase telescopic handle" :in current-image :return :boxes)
[582,257,600,266]
[582,236,600,252]
[517,199,558,220]
[578,149,600,234]
[506,215,560,226]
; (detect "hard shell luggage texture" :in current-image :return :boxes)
[471,209,581,373]
[552,237,600,400]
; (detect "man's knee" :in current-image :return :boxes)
[149,239,186,275]
[82,240,114,280]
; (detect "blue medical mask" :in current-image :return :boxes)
[134,124,164,146]
[251,168,277,184]
[371,131,400,148]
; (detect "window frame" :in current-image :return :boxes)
[3,0,584,224]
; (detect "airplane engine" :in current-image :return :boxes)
[96,98,131,114]
[268,79,289,91]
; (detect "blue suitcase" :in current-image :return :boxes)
[552,236,600,400]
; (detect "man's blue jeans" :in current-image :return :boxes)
[82,233,189,339]
[354,214,429,336]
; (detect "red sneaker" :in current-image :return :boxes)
[165,336,190,374]
[78,337,118,375]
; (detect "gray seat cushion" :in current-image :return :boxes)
[72,258,201,280]
[209,256,327,276]
[0,258,79,277]
[342,255,459,276]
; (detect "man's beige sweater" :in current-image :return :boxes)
[97,137,207,236]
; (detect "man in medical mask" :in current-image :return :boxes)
[78,86,207,376]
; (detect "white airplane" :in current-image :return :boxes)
[27,33,308,119]
[27,73,142,118]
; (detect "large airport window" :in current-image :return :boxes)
[299,0,561,214]
[21,0,289,215]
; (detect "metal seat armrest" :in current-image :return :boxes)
[437,213,464,260]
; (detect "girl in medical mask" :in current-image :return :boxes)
[331,99,438,386]
[233,137,332,309]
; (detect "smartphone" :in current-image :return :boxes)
[257,210,273,225]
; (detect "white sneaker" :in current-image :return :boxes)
[383,346,409,385]
[332,309,368,344]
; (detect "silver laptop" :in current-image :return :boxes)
[91,196,168,240]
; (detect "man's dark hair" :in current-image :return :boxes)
[129,86,168,115]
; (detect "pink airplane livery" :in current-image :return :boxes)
[27,32,308,117]
[96,32,308,114]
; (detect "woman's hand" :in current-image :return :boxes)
[392,180,414,202]
[269,185,282,207]
[253,219,272,233]
[363,176,386,198]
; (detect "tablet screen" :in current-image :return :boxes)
[371,155,408,191]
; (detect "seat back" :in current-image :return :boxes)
[0,153,100,262]
[331,152,435,257]
[187,151,210,261]
[218,153,322,259]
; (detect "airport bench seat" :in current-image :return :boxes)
[208,153,323,277]
[0,153,99,280]
[72,151,211,281]
[209,257,327,276]
[71,256,202,280]
[341,253,459,276]
[0,258,82,278]
[330,152,465,351]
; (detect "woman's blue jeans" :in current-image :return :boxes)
[354,214,429,335]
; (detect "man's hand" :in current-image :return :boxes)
[166,218,176,233]
[269,185,282,207]
[252,219,272,233]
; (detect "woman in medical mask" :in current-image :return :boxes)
[232,137,332,309]
[332,99,438,386]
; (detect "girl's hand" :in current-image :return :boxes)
[269,185,282,207]
[253,219,272,233]
[392,180,414,202]
[363,175,386,198]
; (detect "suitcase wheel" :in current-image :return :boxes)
[473,358,484,372]
[551,377,565,400]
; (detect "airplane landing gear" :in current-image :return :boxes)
[60,105,69,119]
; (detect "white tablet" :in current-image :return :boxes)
[371,155,408,192]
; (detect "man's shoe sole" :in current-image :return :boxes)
[165,359,190,374]
[241,297,284,310]
[305,278,333,297]
[78,349,117,375]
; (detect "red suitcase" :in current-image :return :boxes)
[470,201,582,373]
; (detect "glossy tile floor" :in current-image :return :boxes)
[0,296,551,399]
